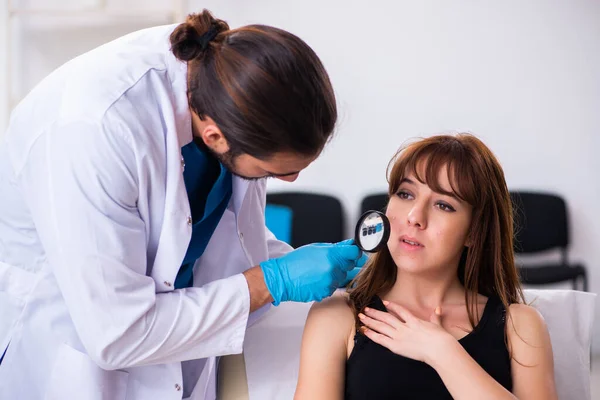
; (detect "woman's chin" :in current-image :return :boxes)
[392,256,426,274]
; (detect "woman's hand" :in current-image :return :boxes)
[359,300,456,365]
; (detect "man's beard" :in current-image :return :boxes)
[208,147,265,182]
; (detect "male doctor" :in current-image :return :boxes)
[0,10,365,400]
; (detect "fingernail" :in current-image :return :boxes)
[364,307,370,312]
[358,313,365,319]
[383,300,390,306]
[435,306,441,315]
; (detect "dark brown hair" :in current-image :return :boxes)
[349,133,525,332]
[170,10,337,159]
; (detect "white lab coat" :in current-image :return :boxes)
[0,24,292,400]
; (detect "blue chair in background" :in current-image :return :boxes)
[265,203,293,245]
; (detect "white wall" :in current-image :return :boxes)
[199,0,600,352]
[2,0,599,351]
[0,1,8,128]
[0,0,185,120]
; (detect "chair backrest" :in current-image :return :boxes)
[510,191,569,254]
[266,192,345,248]
[360,193,389,215]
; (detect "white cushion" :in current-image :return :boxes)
[523,289,596,400]
[219,289,596,400]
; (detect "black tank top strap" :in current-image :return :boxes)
[460,295,507,344]
[352,296,387,349]
[483,295,506,328]
[368,295,387,311]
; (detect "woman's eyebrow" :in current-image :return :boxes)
[400,177,461,201]
[439,191,460,201]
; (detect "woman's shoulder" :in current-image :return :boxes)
[506,303,548,334]
[305,290,355,338]
[505,302,555,390]
[505,302,551,353]
[308,290,354,321]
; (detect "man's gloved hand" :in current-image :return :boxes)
[260,239,368,305]
[344,267,362,286]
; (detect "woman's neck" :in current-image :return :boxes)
[382,269,465,313]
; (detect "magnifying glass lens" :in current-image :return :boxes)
[354,210,390,253]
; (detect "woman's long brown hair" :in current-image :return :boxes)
[349,133,525,333]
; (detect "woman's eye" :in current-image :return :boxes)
[437,202,455,212]
[397,191,412,200]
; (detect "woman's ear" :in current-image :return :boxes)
[464,234,473,248]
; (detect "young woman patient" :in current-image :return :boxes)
[294,134,557,400]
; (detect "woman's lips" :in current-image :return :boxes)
[399,235,424,251]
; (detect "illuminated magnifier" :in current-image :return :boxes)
[354,210,390,253]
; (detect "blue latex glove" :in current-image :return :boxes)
[344,266,362,285]
[260,239,368,305]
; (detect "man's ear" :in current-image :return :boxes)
[193,113,229,154]
[200,125,229,154]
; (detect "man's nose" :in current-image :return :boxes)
[276,173,299,182]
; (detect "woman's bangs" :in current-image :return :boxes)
[389,142,477,205]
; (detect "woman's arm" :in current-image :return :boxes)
[294,292,354,400]
[508,304,558,399]
[427,339,517,400]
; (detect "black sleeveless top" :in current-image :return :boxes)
[345,295,512,399]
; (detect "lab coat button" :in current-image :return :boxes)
[164,281,172,287]
[180,157,185,170]
[187,216,192,225]
[175,383,181,391]
[239,232,244,240]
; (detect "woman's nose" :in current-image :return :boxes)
[407,204,426,228]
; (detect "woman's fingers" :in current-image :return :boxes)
[429,306,442,326]
[382,301,417,325]
[358,312,398,338]
[361,326,395,349]
[363,307,404,330]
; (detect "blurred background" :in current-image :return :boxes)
[1,0,599,392]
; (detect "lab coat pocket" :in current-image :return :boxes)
[45,343,129,400]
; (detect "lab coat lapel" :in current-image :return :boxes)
[232,177,250,217]
[150,54,193,290]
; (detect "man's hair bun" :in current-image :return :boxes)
[170,10,229,61]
